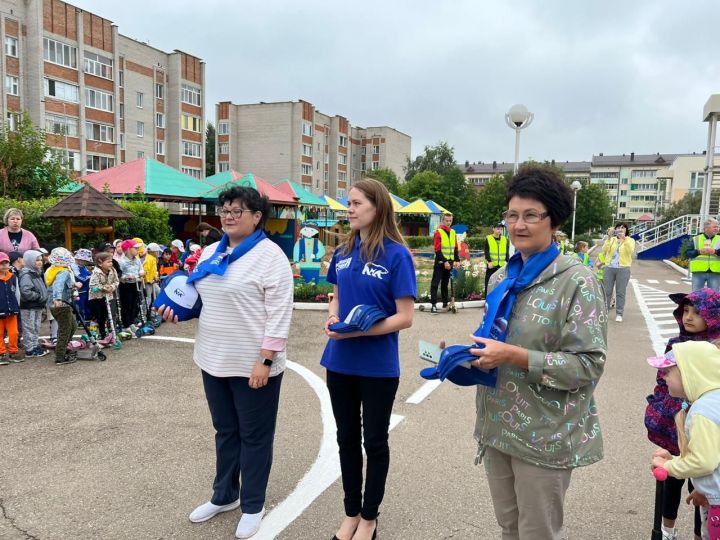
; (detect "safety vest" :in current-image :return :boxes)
[486,235,508,267]
[596,252,605,281]
[690,234,720,273]
[576,252,589,267]
[438,228,457,261]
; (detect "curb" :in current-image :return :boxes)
[294,300,486,311]
[662,259,689,277]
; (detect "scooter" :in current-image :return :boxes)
[61,300,106,362]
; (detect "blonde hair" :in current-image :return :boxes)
[576,240,589,251]
[3,208,22,225]
[338,178,407,263]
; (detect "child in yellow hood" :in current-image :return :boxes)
[45,247,82,365]
[650,341,720,540]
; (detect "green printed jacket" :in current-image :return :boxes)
[474,254,608,469]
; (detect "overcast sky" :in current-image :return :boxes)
[75,1,720,164]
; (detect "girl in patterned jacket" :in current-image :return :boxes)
[644,288,720,540]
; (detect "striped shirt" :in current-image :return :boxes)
[192,238,294,378]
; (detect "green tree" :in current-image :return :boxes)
[659,191,702,224]
[561,182,614,236]
[365,167,400,194]
[474,174,508,227]
[400,170,444,201]
[0,111,69,199]
[205,122,215,178]
[404,141,456,181]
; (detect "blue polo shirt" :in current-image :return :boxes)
[320,238,416,377]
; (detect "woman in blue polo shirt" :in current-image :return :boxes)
[321,178,416,540]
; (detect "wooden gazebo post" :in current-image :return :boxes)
[64,218,73,251]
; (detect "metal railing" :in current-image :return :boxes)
[636,214,701,252]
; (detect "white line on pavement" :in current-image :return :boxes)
[631,280,667,356]
[647,279,659,284]
[406,380,442,404]
[665,280,679,284]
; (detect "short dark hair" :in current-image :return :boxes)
[615,222,629,232]
[94,252,112,265]
[162,248,172,256]
[506,166,574,228]
[217,186,271,230]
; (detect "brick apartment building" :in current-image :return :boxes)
[216,100,411,199]
[0,0,205,177]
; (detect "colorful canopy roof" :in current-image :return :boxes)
[275,180,328,207]
[202,171,298,205]
[396,199,451,215]
[78,158,214,200]
[323,195,348,211]
[390,193,409,211]
[637,214,654,221]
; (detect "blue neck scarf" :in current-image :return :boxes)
[476,241,560,342]
[187,229,266,284]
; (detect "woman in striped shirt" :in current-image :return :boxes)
[158,185,294,539]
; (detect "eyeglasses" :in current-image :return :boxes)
[502,210,549,224]
[216,207,254,219]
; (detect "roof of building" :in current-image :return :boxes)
[275,180,328,207]
[42,184,134,220]
[590,153,681,166]
[203,171,298,205]
[460,160,591,174]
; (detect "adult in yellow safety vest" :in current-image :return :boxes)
[429,213,459,314]
[483,222,508,295]
[687,217,720,291]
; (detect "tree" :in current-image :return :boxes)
[365,167,399,194]
[401,170,444,201]
[404,141,456,181]
[474,174,508,227]
[205,122,215,178]
[659,191,702,224]
[0,111,69,199]
[561,182,614,236]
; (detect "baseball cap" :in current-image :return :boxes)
[147,242,162,253]
[121,239,142,251]
[329,304,388,333]
[9,252,22,264]
[38,247,49,255]
[0,252,9,263]
[647,350,677,369]
[171,239,185,253]
[493,222,504,228]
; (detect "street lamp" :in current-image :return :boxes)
[505,104,534,174]
[701,94,720,219]
[570,180,582,242]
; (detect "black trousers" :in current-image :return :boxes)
[118,282,138,328]
[88,298,109,338]
[663,476,701,535]
[202,370,283,513]
[326,370,399,520]
[430,265,452,306]
[484,265,501,296]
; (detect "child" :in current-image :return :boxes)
[645,288,720,540]
[143,243,161,308]
[18,250,49,357]
[9,251,24,276]
[575,240,592,267]
[650,340,720,540]
[183,244,203,273]
[118,239,144,331]
[88,252,119,340]
[46,247,81,365]
[158,248,178,280]
[72,248,94,322]
[0,252,22,364]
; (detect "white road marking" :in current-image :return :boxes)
[631,281,670,356]
[647,279,659,284]
[665,280,679,284]
[406,380,442,404]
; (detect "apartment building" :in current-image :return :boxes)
[0,0,205,177]
[461,160,591,188]
[216,99,411,199]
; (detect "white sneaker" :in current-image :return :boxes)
[615,315,623,322]
[188,499,240,523]
[661,524,678,540]
[235,507,265,539]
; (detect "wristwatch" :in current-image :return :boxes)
[260,357,273,367]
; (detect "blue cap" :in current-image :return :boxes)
[329,304,388,333]
[420,344,498,387]
[152,271,203,321]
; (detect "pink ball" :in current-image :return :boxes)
[653,468,668,481]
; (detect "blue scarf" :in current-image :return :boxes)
[187,229,266,284]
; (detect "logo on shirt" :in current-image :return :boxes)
[362,263,389,280]
[336,257,352,271]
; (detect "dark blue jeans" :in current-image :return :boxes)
[326,370,399,520]
[202,369,283,513]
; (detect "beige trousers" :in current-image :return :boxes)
[483,447,573,540]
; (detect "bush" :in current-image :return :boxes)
[405,236,433,249]
[466,236,486,251]
[454,261,484,299]
[293,279,333,302]
[670,257,689,268]
[679,238,692,260]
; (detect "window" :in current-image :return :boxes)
[155,83,164,100]
[137,151,145,159]
[317,142,321,151]
[338,171,347,181]
[372,145,380,154]
[136,121,144,137]
[301,164,312,176]
[690,172,705,192]
[317,161,320,170]
[590,171,619,179]
[85,88,114,112]
[302,143,313,157]
[337,188,346,199]
[156,141,164,155]
[156,113,165,128]
[183,141,202,157]
[302,122,313,136]
[6,112,20,131]
[5,75,18,96]
[83,51,113,80]
[371,162,379,170]
[85,121,114,143]
[118,70,124,87]
[631,169,657,178]
[338,154,347,165]
[219,143,229,154]
[620,189,627,196]
[136,92,144,108]
[324,171,328,181]
[339,135,348,147]
[182,167,202,179]
[53,149,81,171]
[119,133,125,150]
[44,78,79,102]
[361,162,366,171]
[361,146,366,155]
[43,37,77,68]
[619,202,626,208]
[5,36,18,57]
[119,104,124,119]
[86,154,115,172]
[218,162,229,172]
[218,122,229,135]
[181,83,201,106]
[182,114,202,132]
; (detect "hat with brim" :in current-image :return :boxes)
[171,239,185,253]
[647,350,676,369]
[420,344,499,387]
[329,304,388,333]
[74,248,94,264]
[0,252,9,263]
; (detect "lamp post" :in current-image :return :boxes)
[701,94,720,220]
[505,104,534,174]
[570,180,582,242]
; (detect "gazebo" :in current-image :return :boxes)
[42,184,134,250]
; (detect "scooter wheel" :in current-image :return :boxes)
[451,306,457,314]
[98,351,107,362]
[419,305,425,311]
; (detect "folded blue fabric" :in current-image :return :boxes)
[329,304,388,333]
[420,343,498,387]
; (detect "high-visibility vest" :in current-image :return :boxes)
[577,252,589,267]
[486,235,508,267]
[596,252,605,281]
[690,234,720,273]
[438,228,457,261]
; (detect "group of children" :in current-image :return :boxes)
[0,236,197,366]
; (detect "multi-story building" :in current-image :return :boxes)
[215,99,411,199]
[461,160,591,188]
[0,0,205,177]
